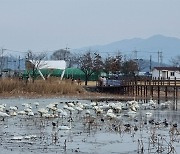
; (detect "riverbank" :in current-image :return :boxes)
[0,79,179,101]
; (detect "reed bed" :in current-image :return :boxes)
[0,78,85,96]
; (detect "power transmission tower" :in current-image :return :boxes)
[0,48,7,76]
[18,56,21,76]
[157,51,163,66]
[133,50,138,60]
[149,51,163,67]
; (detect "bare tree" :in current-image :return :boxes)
[170,55,180,67]
[134,59,146,72]
[51,49,71,61]
[104,54,122,74]
[79,51,103,85]
[121,59,138,76]
[50,49,79,67]
[25,50,46,83]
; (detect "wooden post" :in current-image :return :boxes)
[151,86,153,98]
[165,86,168,101]
[158,86,160,104]
[176,87,178,101]
[146,86,148,98]
[176,87,178,110]
[136,84,138,97]
[132,85,134,96]
[144,85,146,98]
[173,87,176,110]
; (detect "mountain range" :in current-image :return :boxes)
[73,34,180,64]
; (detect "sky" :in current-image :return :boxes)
[0,0,180,53]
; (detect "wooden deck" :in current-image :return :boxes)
[96,77,180,105]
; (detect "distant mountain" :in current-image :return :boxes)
[73,35,180,64]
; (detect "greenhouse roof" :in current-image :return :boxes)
[29,60,66,70]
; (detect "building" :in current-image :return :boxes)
[152,67,180,80]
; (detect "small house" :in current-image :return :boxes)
[152,67,180,80]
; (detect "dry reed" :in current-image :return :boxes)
[0,78,85,96]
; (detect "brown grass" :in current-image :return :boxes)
[0,78,85,96]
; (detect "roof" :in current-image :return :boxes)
[29,60,66,70]
[64,68,85,75]
[153,67,180,71]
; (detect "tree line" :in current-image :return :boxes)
[26,49,139,85]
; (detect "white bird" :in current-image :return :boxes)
[38,108,48,114]
[74,106,83,112]
[28,111,34,116]
[160,101,170,109]
[57,109,68,117]
[10,111,17,116]
[77,102,84,109]
[38,108,48,116]
[0,104,6,108]
[58,122,71,130]
[22,103,32,109]
[106,109,116,118]
[94,106,103,114]
[63,105,75,112]
[58,125,71,130]
[0,111,9,117]
[11,136,23,140]
[90,101,97,106]
[66,102,75,107]
[17,111,26,115]
[0,104,6,112]
[42,113,55,118]
[24,135,37,140]
[148,99,157,109]
[9,106,18,111]
[130,105,137,112]
[145,112,153,118]
[24,108,32,113]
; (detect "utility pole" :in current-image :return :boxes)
[150,55,152,72]
[159,51,163,66]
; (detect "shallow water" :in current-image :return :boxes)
[0,98,180,154]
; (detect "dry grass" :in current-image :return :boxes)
[0,78,85,96]
[81,81,97,86]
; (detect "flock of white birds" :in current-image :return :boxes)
[0,99,171,124]
[0,98,173,146]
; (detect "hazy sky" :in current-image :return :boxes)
[0,0,180,52]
